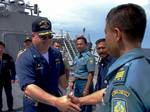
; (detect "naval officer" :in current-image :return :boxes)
[72,35,95,112]
[16,17,80,112]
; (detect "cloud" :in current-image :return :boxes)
[26,0,150,47]
[144,3,150,18]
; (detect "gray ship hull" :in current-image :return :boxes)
[0,11,40,59]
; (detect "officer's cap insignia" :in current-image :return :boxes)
[112,99,127,112]
[39,20,49,29]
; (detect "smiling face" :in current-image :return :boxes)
[32,32,51,50]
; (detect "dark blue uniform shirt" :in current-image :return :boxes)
[16,45,64,112]
[95,55,116,90]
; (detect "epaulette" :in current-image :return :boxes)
[112,63,130,86]
[17,49,26,58]
[18,49,25,53]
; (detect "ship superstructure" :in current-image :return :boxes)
[0,0,41,59]
[53,32,78,65]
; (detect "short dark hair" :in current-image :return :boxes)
[106,3,146,42]
[52,39,61,46]
[95,38,105,45]
[76,35,87,44]
[0,41,5,47]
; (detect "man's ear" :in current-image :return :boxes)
[32,33,38,40]
[113,27,122,42]
[32,32,36,37]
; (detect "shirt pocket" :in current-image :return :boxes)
[80,57,87,65]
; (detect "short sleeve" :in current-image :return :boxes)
[16,53,36,90]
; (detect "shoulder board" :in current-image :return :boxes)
[112,63,130,85]
[17,49,26,58]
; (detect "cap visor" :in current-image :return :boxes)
[24,40,32,42]
[38,31,55,36]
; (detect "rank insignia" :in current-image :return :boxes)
[55,59,60,64]
[115,70,125,81]
[112,98,127,112]
[113,65,129,85]
[89,57,94,64]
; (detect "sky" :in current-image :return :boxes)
[25,0,150,48]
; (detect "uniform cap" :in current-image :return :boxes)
[24,37,32,42]
[32,18,54,36]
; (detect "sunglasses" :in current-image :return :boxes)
[39,34,53,40]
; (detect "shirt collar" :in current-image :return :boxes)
[102,55,113,62]
[106,48,144,78]
[31,45,51,58]
[78,49,89,57]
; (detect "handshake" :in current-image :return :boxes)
[55,92,81,112]
[55,89,105,112]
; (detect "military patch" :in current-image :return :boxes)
[112,90,130,97]
[89,57,94,64]
[112,98,127,112]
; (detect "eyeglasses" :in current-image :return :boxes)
[39,34,53,40]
